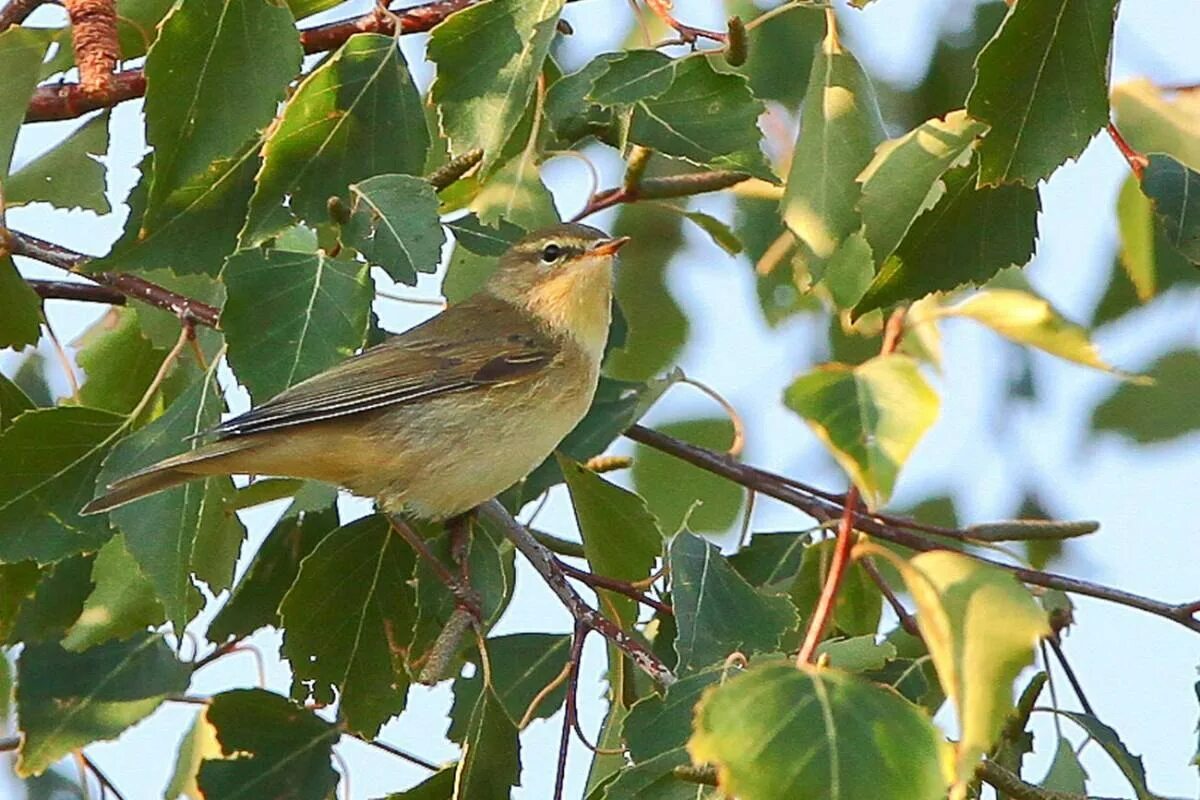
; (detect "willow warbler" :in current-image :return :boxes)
[82,223,629,519]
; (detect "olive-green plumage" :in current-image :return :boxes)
[82,223,628,519]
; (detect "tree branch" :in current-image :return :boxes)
[1106,122,1148,179]
[24,0,476,122]
[478,499,677,687]
[0,0,48,32]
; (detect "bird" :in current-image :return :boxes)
[82,222,630,520]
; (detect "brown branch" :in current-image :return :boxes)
[79,750,126,800]
[571,170,751,222]
[64,0,119,99]
[553,621,588,800]
[478,500,677,687]
[29,278,127,306]
[0,0,49,32]
[1106,122,1148,179]
[976,760,1119,800]
[623,424,1200,635]
[860,555,921,638]
[25,0,475,123]
[1046,636,1096,717]
[559,561,672,616]
[349,732,440,772]
[644,0,726,47]
[388,515,482,621]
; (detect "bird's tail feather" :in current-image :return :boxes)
[81,439,253,515]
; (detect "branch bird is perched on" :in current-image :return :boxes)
[82,223,629,518]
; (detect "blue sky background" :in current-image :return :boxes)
[2,0,1199,797]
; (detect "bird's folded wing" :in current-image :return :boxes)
[213,296,558,438]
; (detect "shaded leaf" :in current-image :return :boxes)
[669,531,797,673]
[198,688,340,800]
[728,531,809,593]
[115,0,176,59]
[143,0,300,228]
[966,0,1118,186]
[1053,710,1160,800]
[5,556,93,646]
[783,355,939,507]
[428,0,564,175]
[588,49,676,105]
[1041,737,1089,794]
[781,21,884,271]
[0,407,123,564]
[0,27,43,175]
[343,174,446,285]
[792,539,881,638]
[632,417,744,535]
[6,112,110,213]
[0,257,41,351]
[16,633,191,776]
[887,549,1049,791]
[280,514,416,738]
[165,709,222,800]
[0,372,33,432]
[61,533,164,651]
[208,483,339,641]
[444,213,525,257]
[73,308,170,416]
[244,33,429,243]
[722,1,824,107]
[1141,153,1200,264]
[688,662,946,800]
[97,373,245,632]
[680,210,742,255]
[448,633,571,741]
[454,686,521,800]
[0,561,40,642]
[855,163,1039,316]
[378,767,457,799]
[1092,351,1200,444]
[222,248,372,401]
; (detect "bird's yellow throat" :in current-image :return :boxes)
[519,254,613,360]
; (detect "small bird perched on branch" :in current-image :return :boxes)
[82,223,629,519]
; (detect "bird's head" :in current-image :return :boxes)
[486,222,630,356]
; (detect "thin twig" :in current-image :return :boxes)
[1106,122,1148,179]
[860,555,920,638]
[553,621,588,800]
[1046,636,1096,717]
[796,486,858,664]
[478,500,676,686]
[80,751,125,800]
[348,732,440,772]
[644,0,726,47]
[0,0,48,32]
[388,515,481,620]
[560,561,673,616]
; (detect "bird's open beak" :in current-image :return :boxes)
[591,236,631,256]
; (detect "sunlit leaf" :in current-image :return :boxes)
[244,33,429,244]
[16,633,191,776]
[428,0,564,175]
[966,0,1117,186]
[280,514,416,738]
[1112,78,1200,171]
[165,709,222,800]
[688,662,947,800]
[784,355,939,507]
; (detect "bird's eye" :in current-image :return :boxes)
[540,243,563,263]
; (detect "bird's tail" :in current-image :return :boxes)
[81,439,254,515]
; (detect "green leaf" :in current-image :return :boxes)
[94,146,261,277]
[448,633,571,741]
[428,0,564,175]
[584,701,630,798]
[630,56,771,179]
[208,483,339,641]
[680,210,742,255]
[280,514,416,738]
[198,688,340,800]
[858,110,986,264]
[519,373,673,502]
[855,163,1040,316]
[887,549,1049,790]
[1040,737,1088,794]
[561,457,663,627]
[1112,78,1200,171]
[669,531,797,673]
[632,417,744,535]
[603,203,688,382]
[97,374,245,632]
[445,213,526,257]
[1116,174,1157,300]
[244,33,429,244]
[936,289,1128,375]
[5,556,93,646]
[722,2,824,108]
[15,633,192,776]
[6,112,110,213]
[0,561,40,642]
[453,686,521,800]
[1141,154,1200,264]
[588,49,676,105]
[142,0,300,231]
[0,257,41,351]
[1092,350,1200,443]
[781,22,885,271]
[0,27,43,175]
[379,768,457,799]
[688,662,947,800]
[543,53,621,148]
[73,308,169,415]
[285,0,344,19]
[0,372,33,432]
[1052,710,1160,800]
[442,153,557,302]
[814,635,897,672]
[222,249,372,401]
[792,539,881,638]
[605,749,710,799]
[165,709,223,800]
[116,0,176,59]
[966,0,1118,186]
[0,407,124,563]
[61,533,164,651]
[342,174,446,285]
[822,229,875,309]
[728,532,809,593]
[784,355,939,507]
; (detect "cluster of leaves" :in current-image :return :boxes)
[0,0,1196,798]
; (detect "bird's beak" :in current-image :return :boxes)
[591,236,631,257]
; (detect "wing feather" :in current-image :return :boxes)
[213,295,557,438]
